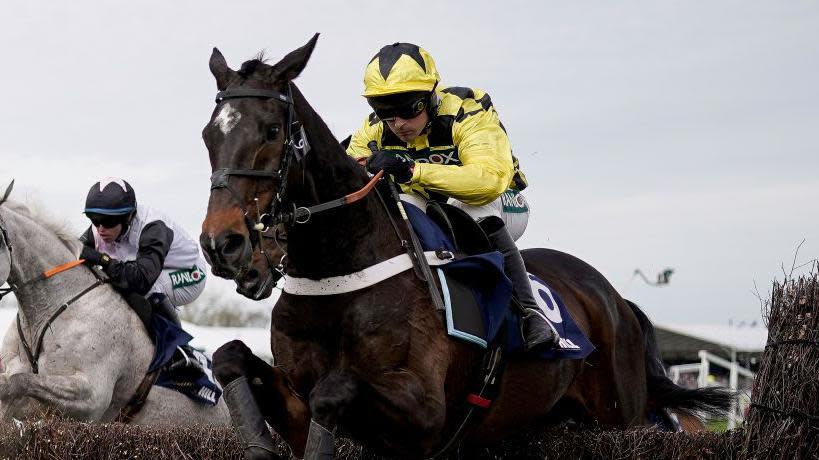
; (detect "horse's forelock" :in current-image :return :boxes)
[238,53,271,79]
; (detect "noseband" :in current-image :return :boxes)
[0,190,14,300]
[0,225,12,301]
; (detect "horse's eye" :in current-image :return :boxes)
[267,125,280,141]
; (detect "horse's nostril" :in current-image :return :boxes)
[222,234,245,258]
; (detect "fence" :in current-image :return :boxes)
[669,350,756,429]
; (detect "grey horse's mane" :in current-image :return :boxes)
[3,200,81,253]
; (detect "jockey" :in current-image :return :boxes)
[79,177,207,371]
[347,43,560,352]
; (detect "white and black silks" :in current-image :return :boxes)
[80,205,203,298]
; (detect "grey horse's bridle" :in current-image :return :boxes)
[0,180,106,373]
[0,180,15,300]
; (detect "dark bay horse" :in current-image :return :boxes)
[200,35,729,459]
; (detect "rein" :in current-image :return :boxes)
[16,274,105,374]
[0,259,86,300]
[3,253,105,374]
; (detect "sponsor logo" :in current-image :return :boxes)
[397,147,460,165]
[170,265,206,289]
[558,338,581,350]
[414,149,460,165]
[501,190,528,213]
[197,387,218,404]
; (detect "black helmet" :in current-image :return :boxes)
[84,177,137,215]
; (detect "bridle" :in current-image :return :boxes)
[0,223,12,301]
[209,85,308,232]
[0,184,15,300]
[0,195,105,374]
[207,84,383,287]
[245,227,288,299]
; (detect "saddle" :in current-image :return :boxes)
[425,201,491,256]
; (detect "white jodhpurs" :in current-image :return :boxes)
[402,190,530,241]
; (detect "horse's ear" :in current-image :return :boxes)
[209,47,236,91]
[270,33,320,83]
[0,179,14,206]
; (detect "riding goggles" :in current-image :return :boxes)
[374,97,427,121]
[87,213,124,229]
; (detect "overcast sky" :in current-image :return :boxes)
[1,1,817,328]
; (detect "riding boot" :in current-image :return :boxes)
[303,419,335,460]
[148,293,205,375]
[223,376,280,460]
[482,218,560,352]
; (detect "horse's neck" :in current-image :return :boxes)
[5,210,95,332]
[284,86,402,277]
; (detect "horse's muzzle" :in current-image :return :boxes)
[235,265,279,300]
[200,231,252,280]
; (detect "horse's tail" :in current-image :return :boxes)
[625,299,733,417]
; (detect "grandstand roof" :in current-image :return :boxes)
[655,322,768,362]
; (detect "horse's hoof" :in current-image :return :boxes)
[243,446,282,460]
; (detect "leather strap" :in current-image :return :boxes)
[215,88,292,104]
[115,370,161,423]
[17,279,105,374]
[283,250,453,296]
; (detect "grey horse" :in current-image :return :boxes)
[0,187,229,424]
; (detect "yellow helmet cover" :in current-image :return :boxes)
[363,43,440,97]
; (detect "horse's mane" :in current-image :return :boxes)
[4,200,81,253]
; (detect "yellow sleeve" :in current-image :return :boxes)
[411,109,513,206]
[346,115,384,160]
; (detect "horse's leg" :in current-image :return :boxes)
[0,371,109,420]
[302,298,450,459]
[302,369,360,460]
[213,340,310,460]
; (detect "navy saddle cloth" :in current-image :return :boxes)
[403,200,594,360]
[147,314,222,405]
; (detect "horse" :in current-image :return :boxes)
[0,189,230,425]
[199,35,730,459]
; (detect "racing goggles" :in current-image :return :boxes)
[87,213,124,229]
[373,97,428,121]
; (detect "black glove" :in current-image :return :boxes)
[366,151,415,184]
[80,245,112,267]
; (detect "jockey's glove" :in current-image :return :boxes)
[366,151,414,184]
[80,246,112,268]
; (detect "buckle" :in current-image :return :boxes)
[435,249,454,260]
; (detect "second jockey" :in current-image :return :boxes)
[79,177,208,371]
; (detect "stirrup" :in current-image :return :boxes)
[520,308,560,352]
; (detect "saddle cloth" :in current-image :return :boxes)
[148,315,222,405]
[404,200,594,360]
